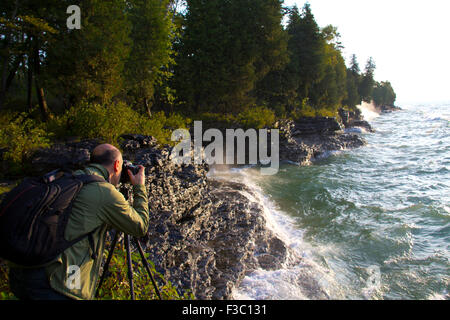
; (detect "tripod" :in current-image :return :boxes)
[95,231,162,300]
[95,186,161,300]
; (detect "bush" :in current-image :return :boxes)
[196,106,276,131]
[136,111,191,146]
[0,113,51,166]
[290,99,339,120]
[0,261,16,300]
[47,102,140,145]
[46,103,191,147]
[237,106,276,130]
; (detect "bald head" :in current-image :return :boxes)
[90,144,122,167]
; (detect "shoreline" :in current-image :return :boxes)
[0,111,386,299]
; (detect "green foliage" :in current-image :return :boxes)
[0,112,51,164]
[136,111,191,146]
[197,106,275,130]
[174,0,288,114]
[290,98,338,120]
[286,4,326,102]
[0,0,397,160]
[0,185,13,196]
[0,261,16,300]
[45,0,132,106]
[47,102,191,147]
[309,29,347,110]
[343,68,361,109]
[372,81,396,107]
[96,241,194,300]
[125,0,175,114]
[236,106,276,130]
[359,57,377,103]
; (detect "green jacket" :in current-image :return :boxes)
[43,164,150,300]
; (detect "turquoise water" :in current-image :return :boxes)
[228,104,449,300]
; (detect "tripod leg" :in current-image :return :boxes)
[134,238,162,300]
[124,234,135,300]
[96,230,121,298]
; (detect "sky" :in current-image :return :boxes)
[284,0,450,106]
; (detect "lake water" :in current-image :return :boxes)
[217,103,449,300]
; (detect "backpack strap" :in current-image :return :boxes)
[87,231,98,260]
[74,174,107,185]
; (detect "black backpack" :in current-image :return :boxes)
[0,169,105,267]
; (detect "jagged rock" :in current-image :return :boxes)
[277,117,367,165]
[120,134,159,151]
[377,105,402,113]
[292,117,344,136]
[338,108,374,133]
[346,120,374,132]
[30,140,100,175]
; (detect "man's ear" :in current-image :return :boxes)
[114,160,121,173]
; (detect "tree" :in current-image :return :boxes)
[0,0,61,119]
[45,0,131,107]
[343,68,361,108]
[124,0,175,118]
[372,81,396,106]
[286,3,325,103]
[343,54,362,108]
[174,0,288,114]
[309,38,347,111]
[349,54,360,76]
[359,57,376,103]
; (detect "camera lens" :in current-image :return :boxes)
[120,160,135,184]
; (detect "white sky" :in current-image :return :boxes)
[284,0,450,105]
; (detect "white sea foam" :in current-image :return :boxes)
[357,102,381,122]
[207,166,345,300]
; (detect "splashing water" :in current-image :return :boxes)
[357,102,381,122]
[213,103,450,300]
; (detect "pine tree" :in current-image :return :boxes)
[359,57,376,103]
[124,0,175,118]
[309,25,347,111]
[174,0,288,114]
[45,0,131,107]
[286,3,326,103]
[0,0,63,119]
[343,54,362,108]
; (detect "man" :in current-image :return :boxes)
[9,144,150,300]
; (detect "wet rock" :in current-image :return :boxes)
[338,108,374,133]
[277,117,368,165]
[377,104,402,113]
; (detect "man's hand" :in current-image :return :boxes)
[128,165,145,186]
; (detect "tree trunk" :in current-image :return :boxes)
[35,81,50,120]
[0,0,20,111]
[33,42,51,121]
[144,98,152,118]
[0,56,23,110]
[27,57,33,110]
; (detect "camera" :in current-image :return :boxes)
[120,160,140,184]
